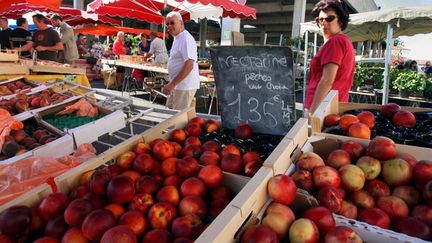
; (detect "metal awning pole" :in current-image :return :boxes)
[382,23,393,105]
[303,31,309,117]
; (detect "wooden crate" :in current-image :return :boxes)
[0,183,52,212]
[263,118,308,175]
[0,63,29,75]
[0,51,19,62]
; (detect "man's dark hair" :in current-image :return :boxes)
[16,18,26,27]
[51,14,63,21]
[32,14,47,24]
[1,18,7,24]
[312,0,350,30]
[140,33,147,39]
[150,32,157,38]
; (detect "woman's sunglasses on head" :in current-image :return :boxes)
[315,15,337,25]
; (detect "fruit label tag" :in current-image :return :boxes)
[210,46,296,135]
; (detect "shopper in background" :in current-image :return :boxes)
[138,33,151,54]
[0,18,12,49]
[76,33,88,58]
[50,14,79,65]
[32,14,63,62]
[304,0,355,116]
[113,31,127,88]
[144,31,168,64]
[408,60,420,72]
[424,61,432,75]
[163,11,200,110]
[9,17,32,57]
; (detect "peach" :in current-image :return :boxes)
[180,177,206,197]
[303,206,336,235]
[392,186,420,206]
[176,157,200,178]
[339,164,365,192]
[358,207,391,229]
[262,202,295,239]
[327,149,351,169]
[133,153,157,175]
[156,186,180,207]
[81,209,116,241]
[412,205,432,226]
[153,140,175,161]
[356,156,381,180]
[357,111,375,128]
[89,169,112,195]
[170,129,186,143]
[119,211,147,236]
[348,122,371,139]
[33,236,59,243]
[210,186,232,200]
[397,152,418,168]
[221,153,243,174]
[133,142,151,155]
[185,123,202,137]
[37,192,70,221]
[0,205,32,236]
[198,165,223,189]
[242,151,262,165]
[45,216,68,239]
[209,198,230,218]
[394,217,432,241]
[143,229,173,243]
[147,202,177,229]
[393,110,416,128]
[234,123,253,139]
[297,151,325,171]
[178,195,207,218]
[199,151,220,166]
[220,144,241,157]
[64,198,94,226]
[380,103,400,118]
[244,160,262,177]
[339,114,359,131]
[413,160,432,187]
[189,117,206,128]
[161,158,179,177]
[291,170,314,191]
[170,141,182,157]
[341,140,365,159]
[171,214,204,240]
[136,175,161,195]
[62,227,89,243]
[313,166,341,188]
[104,203,126,219]
[382,158,412,186]
[241,225,279,243]
[115,151,137,170]
[100,225,137,243]
[107,175,135,204]
[338,200,358,219]
[316,186,344,213]
[267,174,297,206]
[128,193,154,214]
[324,114,340,127]
[180,144,202,158]
[203,119,219,133]
[324,226,363,243]
[164,175,183,188]
[202,140,221,153]
[184,136,202,147]
[377,196,409,219]
[366,179,391,198]
[367,136,396,161]
[351,190,375,208]
[289,219,319,243]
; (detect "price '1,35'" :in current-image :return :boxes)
[227,93,278,127]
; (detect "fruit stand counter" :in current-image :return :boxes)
[0,74,91,88]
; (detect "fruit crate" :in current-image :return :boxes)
[0,50,19,62]
[36,97,127,147]
[311,90,432,147]
[1,115,74,164]
[0,183,53,212]
[0,76,43,100]
[297,134,432,242]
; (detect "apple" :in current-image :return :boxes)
[313,166,341,188]
[394,217,431,241]
[128,193,154,214]
[316,186,344,213]
[81,209,116,241]
[324,114,340,127]
[100,225,137,243]
[413,160,432,187]
[338,200,358,219]
[119,210,147,236]
[380,103,400,118]
[367,136,396,161]
[116,151,137,170]
[382,159,412,186]
[180,177,206,197]
[339,165,365,192]
[179,196,207,218]
[327,150,351,169]
[339,114,359,131]
[143,229,173,243]
[267,174,297,206]
[241,224,278,243]
[348,122,371,139]
[107,175,135,204]
[324,226,362,243]
[234,123,253,139]
[303,206,336,234]
[289,218,320,243]
[147,202,177,229]
[358,207,391,229]
[176,157,200,178]
[64,198,94,226]
[170,129,186,143]
[355,156,381,180]
[262,202,295,239]
[366,179,391,198]
[291,170,314,191]
[351,190,375,208]
[377,196,409,219]
[341,140,365,160]
[38,192,70,221]
[198,165,223,189]
[0,205,32,236]
[134,142,151,155]
[357,111,375,128]
[392,186,420,206]
[393,110,416,128]
[153,140,175,161]
[297,151,325,171]
[134,153,157,175]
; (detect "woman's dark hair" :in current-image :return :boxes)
[312,0,350,30]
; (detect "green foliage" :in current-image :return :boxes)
[354,62,385,88]
[391,70,428,92]
[423,76,432,99]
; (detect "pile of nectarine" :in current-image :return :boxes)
[291,136,432,241]
[0,80,33,96]
[241,174,363,243]
[322,103,432,147]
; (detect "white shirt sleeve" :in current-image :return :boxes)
[181,35,197,62]
[149,40,156,54]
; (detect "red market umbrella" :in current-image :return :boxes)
[0,0,61,12]
[87,0,256,24]
[1,4,121,27]
[74,25,169,38]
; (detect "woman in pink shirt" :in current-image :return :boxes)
[305,0,355,116]
[113,31,126,88]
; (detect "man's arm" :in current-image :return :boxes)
[35,42,64,51]
[308,63,339,114]
[163,59,194,94]
[15,41,33,52]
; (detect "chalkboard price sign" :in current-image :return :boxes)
[210,46,296,136]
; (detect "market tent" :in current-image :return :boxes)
[0,0,61,12]
[0,3,121,27]
[74,25,168,38]
[87,0,256,24]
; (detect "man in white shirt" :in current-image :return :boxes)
[144,32,168,64]
[163,11,200,110]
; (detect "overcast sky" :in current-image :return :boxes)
[374,0,432,61]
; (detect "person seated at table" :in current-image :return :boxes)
[9,17,32,58]
[113,31,127,89]
[32,14,63,62]
[143,32,168,64]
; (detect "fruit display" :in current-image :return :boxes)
[240,174,363,243]
[0,116,61,161]
[0,89,69,116]
[322,103,432,147]
[42,98,106,131]
[0,139,239,242]
[291,136,432,241]
[0,80,34,96]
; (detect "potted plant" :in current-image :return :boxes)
[391,70,427,98]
